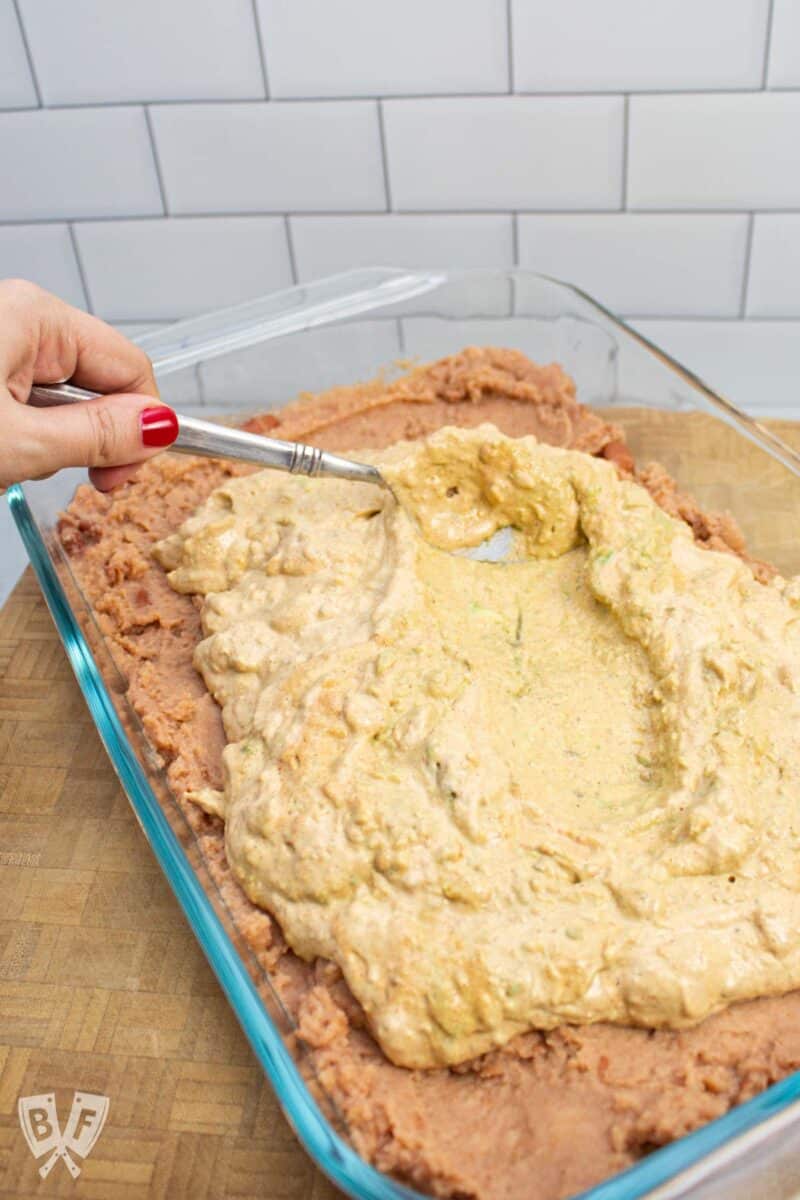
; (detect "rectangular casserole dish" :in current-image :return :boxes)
[8,267,800,1200]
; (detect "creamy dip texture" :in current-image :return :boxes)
[155,425,800,1069]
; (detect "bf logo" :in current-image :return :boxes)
[18,1092,109,1178]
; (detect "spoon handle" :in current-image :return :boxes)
[28,382,385,488]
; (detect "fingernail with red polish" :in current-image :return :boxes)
[140,406,178,448]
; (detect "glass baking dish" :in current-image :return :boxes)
[7,267,800,1200]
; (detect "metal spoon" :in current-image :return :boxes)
[28,382,386,488]
[29,382,512,563]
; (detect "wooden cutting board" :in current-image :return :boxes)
[0,568,341,1199]
[1,412,799,1199]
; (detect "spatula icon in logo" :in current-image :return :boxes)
[18,1091,109,1178]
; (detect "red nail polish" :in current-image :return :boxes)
[140,406,178,448]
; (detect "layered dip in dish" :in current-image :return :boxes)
[58,347,800,1200]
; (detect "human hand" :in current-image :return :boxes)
[0,278,178,492]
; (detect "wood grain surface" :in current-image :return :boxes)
[1,410,799,1200]
[0,570,341,1199]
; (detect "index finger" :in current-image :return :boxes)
[0,278,158,402]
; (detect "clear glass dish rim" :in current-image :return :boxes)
[8,265,800,1200]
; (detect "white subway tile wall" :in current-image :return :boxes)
[0,225,86,307]
[17,0,267,104]
[768,0,800,88]
[255,0,508,98]
[511,0,769,93]
[74,217,293,320]
[383,97,624,210]
[0,107,163,220]
[0,0,796,401]
[150,101,385,214]
[747,214,800,316]
[630,320,800,418]
[290,214,514,278]
[0,1,37,108]
[518,214,749,317]
[628,92,800,210]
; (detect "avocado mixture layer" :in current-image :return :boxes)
[59,349,800,1200]
[154,424,800,1070]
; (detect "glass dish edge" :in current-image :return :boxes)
[6,264,800,1200]
[12,491,800,1200]
[5,483,421,1200]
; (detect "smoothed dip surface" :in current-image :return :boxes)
[155,425,800,1069]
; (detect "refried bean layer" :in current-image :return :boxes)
[58,348,800,1200]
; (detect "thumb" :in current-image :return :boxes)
[14,393,178,481]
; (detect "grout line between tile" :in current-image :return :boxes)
[194,363,207,405]
[143,106,169,216]
[67,224,93,312]
[511,213,519,265]
[1,208,798,227]
[5,85,799,116]
[622,313,800,324]
[11,0,42,107]
[739,213,755,317]
[250,0,271,99]
[284,215,299,284]
[376,101,393,212]
[116,320,171,329]
[762,0,776,89]
[62,311,800,328]
[621,95,630,211]
[506,0,514,93]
